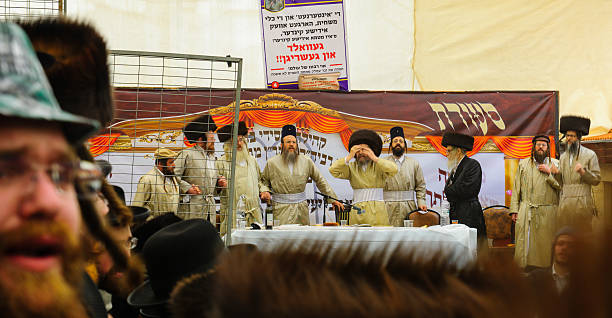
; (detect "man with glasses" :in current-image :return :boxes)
[0,23,100,318]
[552,116,601,232]
[510,136,561,271]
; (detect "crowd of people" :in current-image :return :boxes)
[0,17,607,318]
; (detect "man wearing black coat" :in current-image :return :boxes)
[442,132,487,239]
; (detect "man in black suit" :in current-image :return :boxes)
[442,132,487,239]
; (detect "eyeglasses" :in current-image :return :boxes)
[0,159,104,196]
[127,237,138,250]
[0,159,80,192]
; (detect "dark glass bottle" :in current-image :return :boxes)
[265,204,274,230]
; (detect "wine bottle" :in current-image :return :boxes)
[265,203,274,230]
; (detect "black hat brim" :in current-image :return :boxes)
[441,132,474,151]
[127,280,166,307]
[183,114,217,142]
[218,121,248,143]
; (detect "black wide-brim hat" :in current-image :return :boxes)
[18,18,114,128]
[441,132,474,151]
[560,115,590,136]
[129,206,151,224]
[183,114,217,142]
[217,121,248,143]
[348,129,383,157]
[127,219,224,308]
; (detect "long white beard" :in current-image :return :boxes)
[447,149,463,171]
[224,142,249,162]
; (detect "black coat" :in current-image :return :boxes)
[444,156,487,237]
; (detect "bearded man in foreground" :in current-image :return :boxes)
[0,22,100,318]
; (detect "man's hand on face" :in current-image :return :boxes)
[360,144,378,162]
[346,145,362,162]
[574,162,585,175]
[511,213,518,222]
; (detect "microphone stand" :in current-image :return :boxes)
[315,192,361,223]
[315,191,329,223]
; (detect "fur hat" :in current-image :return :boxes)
[217,121,248,143]
[18,18,114,128]
[183,114,217,143]
[348,129,383,157]
[281,124,297,140]
[560,115,590,136]
[0,22,100,144]
[441,132,474,151]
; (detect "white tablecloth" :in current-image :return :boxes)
[230,224,477,267]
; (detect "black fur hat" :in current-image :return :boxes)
[560,115,590,136]
[18,18,113,128]
[183,115,217,143]
[348,129,383,157]
[441,132,474,151]
[217,121,248,143]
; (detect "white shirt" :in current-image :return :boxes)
[393,155,405,168]
[552,263,569,292]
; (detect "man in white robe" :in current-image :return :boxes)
[216,122,265,235]
[329,129,398,225]
[382,126,427,226]
[260,125,343,225]
[175,115,223,223]
[552,116,601,232]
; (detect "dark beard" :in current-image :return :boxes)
[533,150,548,164]
[568,141,579,157]
[0,222,88,318]
[161,166,174,176]
[98,256,145,298]
[392,145,405,157]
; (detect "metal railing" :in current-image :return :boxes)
[104,50,242,245]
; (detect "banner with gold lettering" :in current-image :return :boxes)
[98,89,557,219]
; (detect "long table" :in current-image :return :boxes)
[230,224,477,267]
